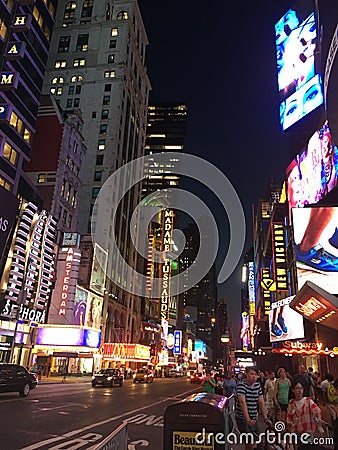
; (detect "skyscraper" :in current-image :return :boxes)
[43,1,151,343]
[0,0,57,202]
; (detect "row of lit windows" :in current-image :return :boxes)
[52,75,83,84]
[57,35,117,53]
[61,179,77,207]
[63,2,128,22]
[32,6,52,40]
[9,112,32,144]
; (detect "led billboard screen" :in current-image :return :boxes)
[268,296,304,343]
[275,3,323,130]
[292,206,338,294]
[287,121,338,210]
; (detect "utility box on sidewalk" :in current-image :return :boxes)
[163,393,230,450]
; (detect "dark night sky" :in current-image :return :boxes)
[138,1,296,342]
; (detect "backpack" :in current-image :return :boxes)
[327,382,338,404]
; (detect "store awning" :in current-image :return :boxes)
[289,281,338,330]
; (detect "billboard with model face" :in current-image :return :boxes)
[292,206,338,294]
[287,121,338,211]
[275,2,323,130]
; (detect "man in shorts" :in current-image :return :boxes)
[236,366,272,450]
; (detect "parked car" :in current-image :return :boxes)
[0,363,38,397]
[91,368,124,387]
[190,371,205,384]
[133,368,154,383]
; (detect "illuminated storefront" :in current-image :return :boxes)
[32,325,102,375]
[102,343,151,370]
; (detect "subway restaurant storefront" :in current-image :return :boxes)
[102,343,151,371]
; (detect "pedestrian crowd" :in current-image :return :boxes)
[200,364,338,450]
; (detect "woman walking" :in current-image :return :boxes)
[274,367,291,424]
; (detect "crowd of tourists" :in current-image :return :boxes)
[201,364,338,450]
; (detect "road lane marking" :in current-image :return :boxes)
[20,387,199,450]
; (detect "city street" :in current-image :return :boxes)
[0,377,201,450]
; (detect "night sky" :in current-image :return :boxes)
[138,0,296,342]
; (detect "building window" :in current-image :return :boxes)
[70,74,83,83]
[75,85,82,94]
[62,210,68,225]
[56,87,63,95]
[76,34,89,51]
[111,28,118,36]
[94,170,102,181]
[104,70,115,78]
[74,58,85,67]
[117,11,128,20]
[109,39,117,49]
[104,84,111,92]
[2,142,18,166]
[55,60,67,68]
[37,173,46,183]
[92,111,96,118]
[98,139,105,150]
[107,54,115,63]
[0,176,13,192]
[52,76,64,84]
[81,0,93,18]
[74,98,80,107]
[68,86,75,95]
[66,99,73,108]
[71,190,77,207]
[68,215,73,228]
[96,155,104,165]
[63,1,76,20]
[101,110,109,119]
[9,111,23,135]
[92,187,100,198]
[99,124,107,134]
[103,95,110,105]
[0,19,7,40]
[58,36,71,52]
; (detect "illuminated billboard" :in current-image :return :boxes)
[275,3,323,130]
[36,326,101,348]
[89,243,107,295]
[287,121,338,210]
[268,296,304,343]
[292,206,338,294]
[73,286,103,330]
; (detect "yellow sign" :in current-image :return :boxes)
[173,431,214,450]
[260,278,276,291]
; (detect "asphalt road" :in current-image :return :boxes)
[0,377,202,450]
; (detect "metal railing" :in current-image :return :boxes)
[93,422,128,450]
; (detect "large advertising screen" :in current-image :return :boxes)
[268,296,304,342]
[73,286,103,330]
[275,2,323,130]
[287,121,338,210]
[292,206,338,294]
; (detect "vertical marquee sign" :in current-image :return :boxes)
[271,223,289,291]
[160,210,174,321]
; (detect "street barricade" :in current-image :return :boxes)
[93,422,128,450]
[163,392,235,450]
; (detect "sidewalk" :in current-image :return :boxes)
[38,374,92,384]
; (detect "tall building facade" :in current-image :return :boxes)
[43,1,151,344]
[0,0,57,202]
[141,103,187,334]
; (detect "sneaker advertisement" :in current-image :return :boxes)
[268,296,305,342]
[292,206,338,294]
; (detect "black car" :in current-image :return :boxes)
[91,368,124,387]
[0,363,38,397]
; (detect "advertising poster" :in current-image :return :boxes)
[89,243,107,295]
[85,292,103,330]
[73,286,88,326]
[292,206,338,294]
[275,3,323,130]
[172,431,214,450]
[268,296,304,342]
[287,121,338,211]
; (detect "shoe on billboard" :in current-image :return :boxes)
[295,244,338,273]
